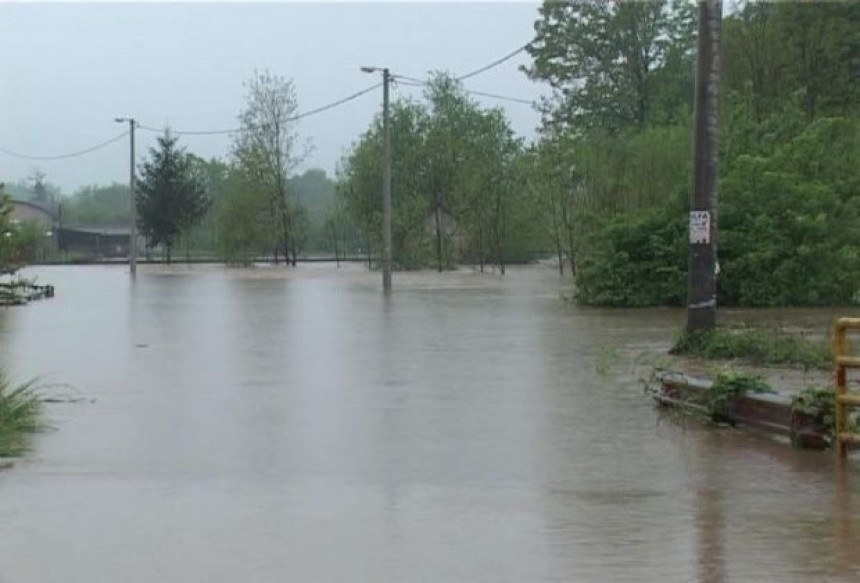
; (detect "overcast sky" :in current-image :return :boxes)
[0,1,546,195]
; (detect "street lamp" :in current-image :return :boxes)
[115,117,137,275]
[361,66,392,294]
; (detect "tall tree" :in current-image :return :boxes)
[232,70,305,265]
[136,131,210,263]
[0,186,17,275]
[524,0,696,132]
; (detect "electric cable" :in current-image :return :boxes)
[0,131,129,160]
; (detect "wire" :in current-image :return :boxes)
[395,78,532,106]
[138,123,231,136]
[463,89,533,106]
[391,74,426,85]
[139,82,384,137]
[456,44,529,82]
[0,131,129,161]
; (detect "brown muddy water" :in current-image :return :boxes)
[0,264,858,582]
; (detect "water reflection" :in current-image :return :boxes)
[0,264,857,582]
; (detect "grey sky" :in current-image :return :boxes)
[0,1,546,195]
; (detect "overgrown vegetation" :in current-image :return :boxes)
[672,326,832,370]
[708,369,772,420]
[0,374,42,457]
[791,386,836,433]
[525,0,859,306]
[3,1,856,297]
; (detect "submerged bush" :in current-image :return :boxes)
[708,369,773,421]
[0,374,42,457]
[672,326,832,370]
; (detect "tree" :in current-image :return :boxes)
[232,70,305,265]
[524,0,696,132]
[0,186,17,275]
[136,130,210,263]
[218,168,278,265]
[339,73,532,272]
[340,99,433,270]
[63,183,131,226]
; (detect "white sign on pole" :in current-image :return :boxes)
[689,211,710,244]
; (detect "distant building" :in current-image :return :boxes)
[9,199,59,253]
[9,199,57,228]
[60,227,132,258]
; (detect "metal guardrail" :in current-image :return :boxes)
[833,318,860,457]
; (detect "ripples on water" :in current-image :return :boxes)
[0,264,857,582]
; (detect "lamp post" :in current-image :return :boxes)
[360,67,392,294]
[115,117,137,275]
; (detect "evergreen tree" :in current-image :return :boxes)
[136,131,210,263]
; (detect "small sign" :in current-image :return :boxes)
[689,211,710,244]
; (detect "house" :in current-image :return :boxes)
[59,226,133,258]
[9,199,57,229]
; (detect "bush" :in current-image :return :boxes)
[0,374,42,457]
[672,326,832,369]
[575,194,687,306]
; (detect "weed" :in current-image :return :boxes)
[671,326,831,370]
[0,374,42,457]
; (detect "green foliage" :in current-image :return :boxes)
[232,70,303,264]
[574,189,687,306]
[0,187,17,275]
[708,368,772,419]
[339,73,535,272]
[719,117,860,306]
[136,131,211,262]
[218,169,276,265]
[63,183,131,226]
[525,0,859,307]
[791,386,836,432]
[0,374,41,457]
[672,326,832,370]
[525,0,696,131]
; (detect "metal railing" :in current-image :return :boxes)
[833,318,860,457]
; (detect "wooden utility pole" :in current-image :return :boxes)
[361,66,393,294]
[115,117,138,276]
[382,68,392,294]
[686,0,722,333]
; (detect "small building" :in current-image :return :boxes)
[9,199,58,229]
[9,199,59,253]
[59,227,133,259]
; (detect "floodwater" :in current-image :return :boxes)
[0,264,858,582]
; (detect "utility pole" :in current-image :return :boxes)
[361,66,393,294]
[686,0,722,333]
[115,117,138,275]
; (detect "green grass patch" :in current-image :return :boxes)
[0,374,42,457]
[671,326,831,370]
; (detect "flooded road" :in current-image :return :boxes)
[1,264,858,582]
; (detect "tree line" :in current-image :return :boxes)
[519,0,858,306]
[4,1,858,308]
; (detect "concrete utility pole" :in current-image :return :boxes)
[686,0,722,333]
[115,117,138,276]
[361,66,393,294]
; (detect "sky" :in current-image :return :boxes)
[0,1,547,195]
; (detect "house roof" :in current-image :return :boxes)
[10,199,59,220]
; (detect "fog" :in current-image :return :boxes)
[0,1,545,194]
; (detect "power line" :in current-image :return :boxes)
[0,131,129,161]
[139,82,383,137]
[456,43,529,82]
[462,89,532,106]
[395,78,532,106]
[293,82,382,121]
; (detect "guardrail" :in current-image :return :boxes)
[832,318,860,457]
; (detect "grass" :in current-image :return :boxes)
[671,326,832,370]
[0,374,42,457]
